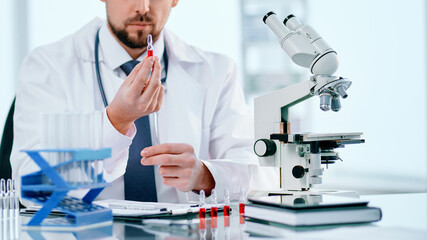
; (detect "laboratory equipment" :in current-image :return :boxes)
[20,111,113,229]
[253,12,364,196]
[198,190,206,218]
[41,112,104,185]
[223,189,231,216]
[239,188,245,215]
[147,34,154,57]
[210,189,218,218]
[1,178,20,240]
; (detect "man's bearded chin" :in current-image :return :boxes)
[109,19,147,49]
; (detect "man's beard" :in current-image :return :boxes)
[108,13,152,49]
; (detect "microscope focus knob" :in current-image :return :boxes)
[292,165,306,179]
[254,139,277,157]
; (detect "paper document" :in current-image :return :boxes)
[22,199,224,218]
[94,199,223,217]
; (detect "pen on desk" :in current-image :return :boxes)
[108,202,167,211]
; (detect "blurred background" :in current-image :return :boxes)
[1,0,426,194]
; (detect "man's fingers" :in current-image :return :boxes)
[137,83,161,113]
[158,166,192,178]
[154,86,164,111]
[161,177,187,191]
[138,57,161,100]
[141,153,189,166]
[124,59,146,85]
[129,56,155,94]
[145,57,162,92]
[141,143,193,157]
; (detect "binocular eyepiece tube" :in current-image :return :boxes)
[263,11,293,41]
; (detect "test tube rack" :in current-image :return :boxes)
[20,148,113,229]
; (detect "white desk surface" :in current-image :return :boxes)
[14,192,427,239]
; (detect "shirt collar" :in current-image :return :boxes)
[99,22,165,71]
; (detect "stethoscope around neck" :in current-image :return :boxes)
[94,27,168,144]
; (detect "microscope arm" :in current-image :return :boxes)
[254,79,314,167]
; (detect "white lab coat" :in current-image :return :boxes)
[11,18,273,204]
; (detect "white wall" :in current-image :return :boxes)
[294,0,427,193]
[166,0,242,83]
[27,0,106,50]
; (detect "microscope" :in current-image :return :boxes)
[253,12,364,199]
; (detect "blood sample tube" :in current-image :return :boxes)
[223,189,231,216]
[143,34,154,92]
[210,189,218,218]
[239,187,245,215]
[198,190,206,218]
[147,34,153,57]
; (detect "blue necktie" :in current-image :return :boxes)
[121,60,158,202]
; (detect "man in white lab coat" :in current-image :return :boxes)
[11,0,266,203]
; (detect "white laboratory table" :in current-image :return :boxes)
[13,193,427,239]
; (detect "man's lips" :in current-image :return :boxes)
[127,23,152,29]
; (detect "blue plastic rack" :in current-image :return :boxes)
[21,148,113,229]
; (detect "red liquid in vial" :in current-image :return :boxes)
[148,50,153,57]
[239,203,245,214]
[224,205,230,216]
[211,207,218,218]
[199,207,206,218]
[199,218,206,229]
[240,214,245,224]
[224,216,230,227]
[211,217,218,228]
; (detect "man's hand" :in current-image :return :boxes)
[140,143,215,194]
[107,56,164,135]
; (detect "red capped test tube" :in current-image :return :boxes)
[198,189,206,218]
[147,34,153,57]
[239,187,246,214]
[223,189,231,216]
[210,189,218,218]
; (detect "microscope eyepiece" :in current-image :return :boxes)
[263,11,276,24]
[283,14,296,26]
